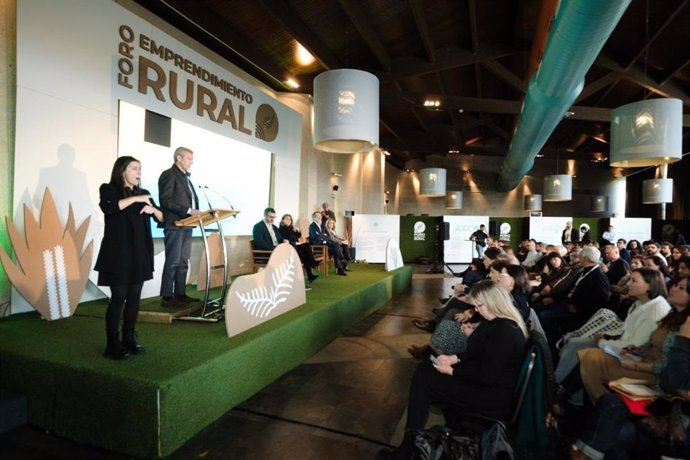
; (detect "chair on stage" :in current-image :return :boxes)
[308,239,329,277]
[249,240,273,273]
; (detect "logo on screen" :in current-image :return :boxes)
[414,221,426,241]
[255,104,279,142]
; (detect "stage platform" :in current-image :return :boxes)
[0,264,412,458]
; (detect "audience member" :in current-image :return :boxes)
[626,239,642,256]
[616,238,631,263]
[645,240,667,265]
[599,245,630,285]
[538,246,609,349]
[562,221,578,245]
[555,268,670,402]
[601,225,616,246]
[579,224,592,244]
[379,280,528,460]
[570,316,690,460]
[578,276,688,403]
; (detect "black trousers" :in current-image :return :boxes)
[105,283,143,336]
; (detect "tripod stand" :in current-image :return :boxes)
[426,223,458,275]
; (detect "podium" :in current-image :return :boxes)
[175,208,240,322]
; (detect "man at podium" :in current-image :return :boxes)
[158,146,201,308]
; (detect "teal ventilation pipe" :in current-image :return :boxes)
[495,0,632,192]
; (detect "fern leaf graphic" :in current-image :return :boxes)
[237,253,297,318]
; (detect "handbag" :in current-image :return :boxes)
[413,425,481,460]
[639,398,690,457]
[481,421,516,460]
[556,308,623,349]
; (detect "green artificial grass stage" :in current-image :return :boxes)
[0,264,411,458]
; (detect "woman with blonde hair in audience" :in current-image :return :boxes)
[379,280,527,460]
[577,276,690,403]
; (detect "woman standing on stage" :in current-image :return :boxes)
[95,156,163,360]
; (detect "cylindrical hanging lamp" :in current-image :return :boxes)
[523,194,543,211]
[445,191,463,209]
[590,195,606,212]
[313,69,379,153]
[609,98,682,167]
[419,168,446,197]
[544,174,572,202]
[642,178,673,204]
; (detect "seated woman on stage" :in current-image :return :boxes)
[278,214,320,283]
[325,217,351,262]
[380,280,528,460]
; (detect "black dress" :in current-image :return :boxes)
[94,184,156,286]
[406,317,527,429]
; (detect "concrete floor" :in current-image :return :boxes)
[0,266,462,459]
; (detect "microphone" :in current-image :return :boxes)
[197,185,213,210]
[197,185,236,217]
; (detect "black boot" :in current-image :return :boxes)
[103,333,130,360]
[122,329,145,355]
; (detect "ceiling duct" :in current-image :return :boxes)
[495,0,632,192]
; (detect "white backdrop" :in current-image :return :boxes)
[118,101,271,236]
[444,216,489,263]
[13,0,303,313]
[529,217,573,246]
[610,218,652,245]
[352,215,400,263]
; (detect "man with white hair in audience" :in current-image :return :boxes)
[538,245,610,348]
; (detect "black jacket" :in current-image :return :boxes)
[157,164,199,229]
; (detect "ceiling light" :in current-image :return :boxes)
[610,99,682,167]
[285,78,300,89]
[313,69,379,153]
[295,42,315,66]
[448,149,460,154]
[423,99,441,108]
[544,174,572,202]
[419,168,446,197]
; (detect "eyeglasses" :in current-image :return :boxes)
[267,214,276,219]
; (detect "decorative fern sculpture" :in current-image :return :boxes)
[236,252,296,318]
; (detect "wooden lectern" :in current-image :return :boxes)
[175,208,240,322]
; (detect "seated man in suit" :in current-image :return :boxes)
[252,207,284,250]
[309,211,347,276]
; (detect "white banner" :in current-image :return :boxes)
[529,217,573,246]
[444,216,489,263]
[352,215,400,263]
[609,218,652,245]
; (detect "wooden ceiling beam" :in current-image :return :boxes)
[408,0,435,62]
[257,0,342,69]
[481,60,527,93]
[337,0,392,71]
[379,45,526,82]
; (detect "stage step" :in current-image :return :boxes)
[0,389,27,433]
